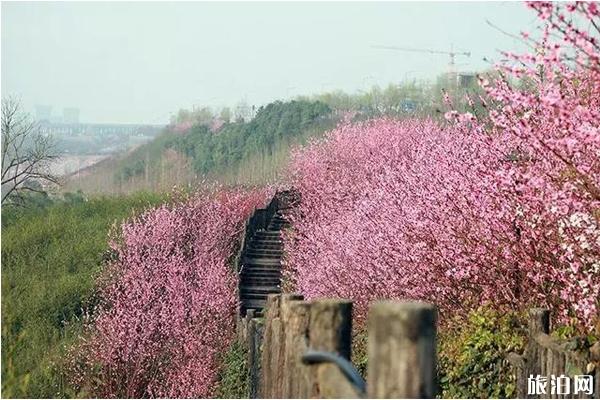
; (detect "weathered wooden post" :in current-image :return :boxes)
[244,308,255,342]
[591,342,600,399]
[273,294,304,398]
[281,298,311,398]
[246,310,264,399]
[305,299,357,398]
[528,308,550,337]
[259,294,281,398]
[367,301,437,398]
[506,351,527,399]
[525,308,550,399]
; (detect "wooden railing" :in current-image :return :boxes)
[241,294,438,399]
[234,195,598,399]
[233,188,297,275]
[234,193,280,274]
[240,301,600,399]
[507,308,600,399]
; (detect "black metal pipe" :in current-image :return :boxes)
[301,349,366,395]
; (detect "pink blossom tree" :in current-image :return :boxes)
[452,1,600,325]
[69,187,269,398]
[283,2,599,330]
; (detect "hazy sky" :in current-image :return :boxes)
[2,1,537,124]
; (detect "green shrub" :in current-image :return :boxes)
[352,332,368,378]
[438,307,526,399]
[1,192,166,398]
[215,341,250,398]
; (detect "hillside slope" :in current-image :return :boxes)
[66,100,334,194]
[1,193,166,398]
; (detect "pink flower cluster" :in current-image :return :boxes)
[173,120,194,134]
[284,3,599,329]
[210,118,225,133]
[69,187,269,398]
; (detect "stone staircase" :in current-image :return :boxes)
[239,210,289,316]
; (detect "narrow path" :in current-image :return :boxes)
[239,209,289,316]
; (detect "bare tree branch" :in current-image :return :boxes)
[1,97,60,205]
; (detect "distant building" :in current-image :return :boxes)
[457,72,476,88]
[63,108,80,124]
[35,105,53,122]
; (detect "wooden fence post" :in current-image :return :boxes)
[367,301,437,399]
[244,309,255,342]
[528,308,550,336]
[305,299,357,398]
[525,308,550,399]
[282,299,311,398]
[259,294,281,398]
[246,311,264,399]
[274,294,304,398]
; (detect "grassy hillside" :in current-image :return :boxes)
[63,145,196,195]
[65,79,489,195]
[1,193,167,398]
[65,100,334,194]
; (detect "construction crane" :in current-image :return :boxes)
[372,44,471,73]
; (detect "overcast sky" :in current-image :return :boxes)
[2,1,537,124]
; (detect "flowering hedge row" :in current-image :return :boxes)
[69,188,269,398]
[283,2,599,330]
